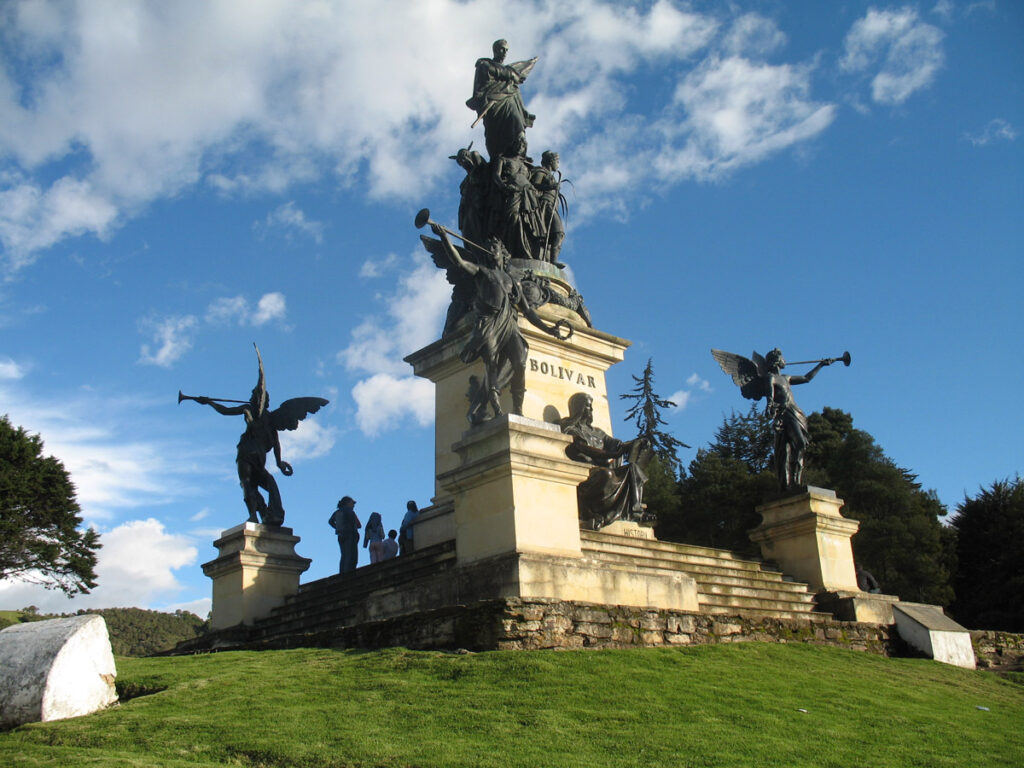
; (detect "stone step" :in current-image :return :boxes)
[698,580,816,603]
[584,549,807,591]
[696,591,818,612]
[700,605,833,621]
[581,537,772,574]
[580,530,768,563]
[296,542,457,599]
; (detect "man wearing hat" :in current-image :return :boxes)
[328,496,361,573]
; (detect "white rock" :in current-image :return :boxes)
[0,614,118,727]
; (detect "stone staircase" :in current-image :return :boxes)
[249,540,458,640]
[580,529,828,620]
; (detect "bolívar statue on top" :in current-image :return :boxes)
[711,347,849,492]
[179,344,328,526]
[466,39,537,161]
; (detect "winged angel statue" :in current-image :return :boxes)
[711,348,841,492]
[180,345,328,526]
[422,222,570,425]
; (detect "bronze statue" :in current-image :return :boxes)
[493,134,544,261]
[466,39,537,161]
[451,144,490,250]
[711,348,850,492]
[179,345,328,525]
[530,150,567,267]
[421,215,571,424]
[560,393,653,530]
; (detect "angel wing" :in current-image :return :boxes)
[420,235,479,286]
[710,349,769,401]
[269,397,329,432]
[252,343,267,416]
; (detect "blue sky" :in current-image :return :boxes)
[1,0,1020,616]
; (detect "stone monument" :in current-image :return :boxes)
[0,615,117,727]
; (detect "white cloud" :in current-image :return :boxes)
[189,508,211,522]
[351,373,435,436]
[656,56,836,181]
[0,518,198,612]
[0,1,842,268]
[252,292,287,325]
[277,417,337,461]
[138,314,198,368]
[0,381,206,521]
[360,253,400,278]
[667,390,692,410]
[256,201,324,244]
[686,372,712,392]
[931,0,954,21]
[339,250,450,434]
[0,356,27,380]
[964,118,1017,146]
[204,292,287,327]
[840,7,945,105]
[723,14,786,57]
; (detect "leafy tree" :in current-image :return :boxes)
[805,408,952,605]
[0,415,100,595]
[948,477,1024,631]
[711,405,773,475]
[620,358,689,473]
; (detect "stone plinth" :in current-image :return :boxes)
[893,603,976,669]
[748,487,860,593]
[438,414,592,564]
[405,315,630,502]
[203,523,311,630]
[0,615,117,727]
[815,591,902,623]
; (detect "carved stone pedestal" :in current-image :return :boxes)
[748,487,860,594]
[438,414,592,563]
[202,523,311,630]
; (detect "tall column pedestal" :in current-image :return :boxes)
[748,487,860,594]
[202,523,311,630]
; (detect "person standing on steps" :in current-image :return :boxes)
[329,496,361,573]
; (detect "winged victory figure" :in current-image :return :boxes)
[180,344,328,526]
[711,348,840,492]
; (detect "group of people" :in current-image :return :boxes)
[328,498,420,574]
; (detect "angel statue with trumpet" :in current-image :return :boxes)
[417,209,572,425]
[711,348,851,492]
[178,344,328,526]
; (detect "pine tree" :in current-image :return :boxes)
[948,477,1024,631]
[0,415,100,595]
[620,358,689,473]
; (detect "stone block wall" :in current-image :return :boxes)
[971,630,1024,672]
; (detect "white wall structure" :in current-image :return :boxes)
[0,615,118,727]
[893,603,976,669]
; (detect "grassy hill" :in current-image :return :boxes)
[1,643,1021,767]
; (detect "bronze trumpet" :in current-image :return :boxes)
[177,390,249,405]
[786,351,852,367]
[414,208,491,254]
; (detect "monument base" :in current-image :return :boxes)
[748,487,860,593]
[815,590,901,624]
[203,523,311,630]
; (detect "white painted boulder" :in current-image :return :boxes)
[0,615,118,727]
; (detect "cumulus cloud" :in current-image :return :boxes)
[360,253,400,278]
[840,7,945,105]
[338,251,450,434]
[0,356,27,380]
[0,518,199,612]
[205,291,287,327]
[0,0,845,269]
[138,314,198,368]
[964,118,1017,146]
[667,373,712,412]
[255,201,324,244]
[277,418,337,461]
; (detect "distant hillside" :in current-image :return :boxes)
[0,606,207,656]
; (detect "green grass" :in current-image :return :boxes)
[1,644,1021,767]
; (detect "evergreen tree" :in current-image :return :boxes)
[620,358,689,473]
[805,408,952,605]
[711,404,773,474]
[948,477,1024,631]
[0,415,100,595]
[643,454,682,526]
